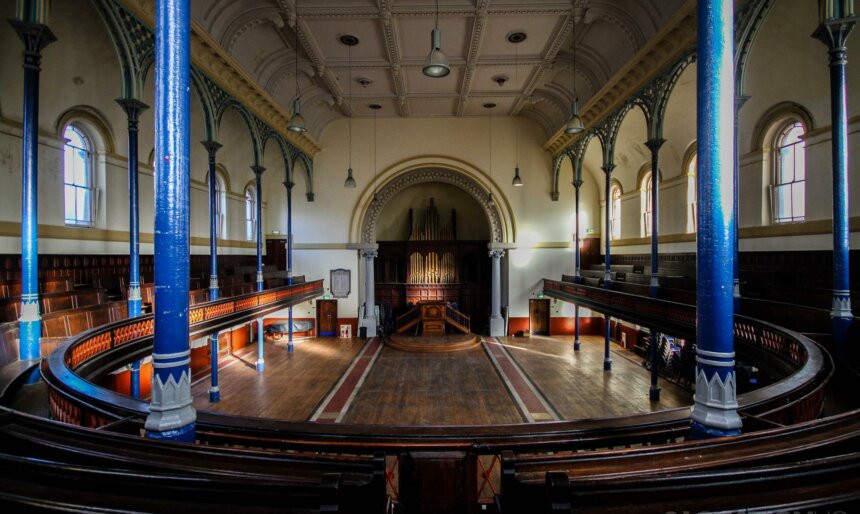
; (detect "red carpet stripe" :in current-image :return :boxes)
[482,337,560,423]
[310,337,384,423]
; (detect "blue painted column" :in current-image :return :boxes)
[573,168,583,352]
[602,164,615,371]
[284,177,295,352]
[203,141,221,402]
[252,165,266,292]
[252,165,266,372]
[690,0,742,439]
[732,96,749,308]
[646,139,664,297]
[117,98,148,399]
[646,138,664,401]
[145,0,196,442]
[813,12,855,358]
[9,16,55,362]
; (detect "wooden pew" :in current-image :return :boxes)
[0,289,107,323]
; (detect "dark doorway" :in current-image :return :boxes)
[529,299,550,335]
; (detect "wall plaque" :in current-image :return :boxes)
[331,268,351,298]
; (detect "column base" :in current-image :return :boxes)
[489,317,505,337]
[288,341,294,352]
[362,318,377,339]
[208,387,220,403]
[689,419,741,440]
[649,386,661,402]
[603,358,612,371]
[573,339,580,351]
[255,359,265,372]
[145,422,196,443]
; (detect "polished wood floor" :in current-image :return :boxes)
[192,335,692,425]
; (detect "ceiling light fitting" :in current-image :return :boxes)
[370,104,382,202]
[343,34,359,188]
[288,5,308,133]
[423,0,450,78]
[485,102,496,205]
[565,17,584,135]
[512,33,525,187]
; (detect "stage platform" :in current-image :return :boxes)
[387,333,480,353]
[191,335,692,426]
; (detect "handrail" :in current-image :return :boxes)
[43,280,324,424]
[542,278,832,422]
[41,276,831,454]
[395,306,420,333]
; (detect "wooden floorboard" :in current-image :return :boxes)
[192,335,691,425]
[340,345,525,426]
[191,338,365,420]
[498,335,692,420]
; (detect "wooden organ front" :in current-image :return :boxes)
[375,198,490,329]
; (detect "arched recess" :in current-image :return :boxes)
[217,102,262,166]
[751,102,815,153]
[55,106,116,154]
[351,157,515,245]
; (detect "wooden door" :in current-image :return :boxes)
[265,239,286,270]
[529,299,550,335]
[317,299,338,336]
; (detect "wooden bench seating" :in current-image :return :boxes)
[499,411,860,513]
[0,278,74,299]
[0,410,388,513]
[0,288,107,323]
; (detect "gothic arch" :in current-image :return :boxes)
[352,159,515,245]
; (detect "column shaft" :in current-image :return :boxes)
[145,0,195,442]
[10,20,55,361]
[489,249,505,337]
[252,166,266,292]
[363,250,378,337]
[203,141,221,402]
[691,0,741,439]
[646,139,665,297]
[285,180,295,352]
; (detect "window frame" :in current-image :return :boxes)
[62,124,95,228]
[610,183,622,241]
[244,184,257,242]
[686,153,697,234]
[771,121,806,224]
[640,172,653,238]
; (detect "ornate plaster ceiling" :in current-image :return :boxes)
[193,0,687,138]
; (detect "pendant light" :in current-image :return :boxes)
[484,102,496,206]
[288,5,307,133]
[565,15,584,135]
[423,0,450,77]
[341,35,358,188]
[369,104,382,202]
[510,32,526,187]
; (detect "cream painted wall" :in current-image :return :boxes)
[376,182,489,241]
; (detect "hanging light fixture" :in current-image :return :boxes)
[565,14,584,135]
[423,0,450,77]
[509,32,526,187]
[288,5,307,133]
[341,35,359,188]
[369,104,382,202]
[484,102,496,205]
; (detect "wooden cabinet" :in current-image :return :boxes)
[317,299,337,336]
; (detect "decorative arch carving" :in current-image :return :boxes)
[359,167,507,244]
[55,106,116,153]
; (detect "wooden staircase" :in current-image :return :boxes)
[395,301,470,335]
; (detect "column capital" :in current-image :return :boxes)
[251,165,266,176]
[572,179,583,189]
[115,98,150,126]
[8,20,56,68]
[644,138,666,152]
[489,249,505,260]
[601,163,616,176]
[283,180,295,190]
[812,18,856,53]
[362,249,379,259]
[200,140,222,156]
[735,94,751,111]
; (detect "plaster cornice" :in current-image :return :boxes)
[117,0,321,157]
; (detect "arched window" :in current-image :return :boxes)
[211,170,228,239]
[687,154,697,233]
[244,184,256,242]
[610,184,622,240]
[63,125,94,227]
[772,121,805,223]
[640,173,653,238]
